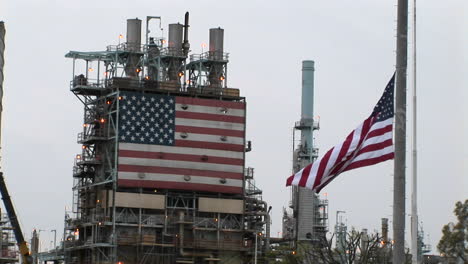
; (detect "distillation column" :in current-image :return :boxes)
[294,60,319,241]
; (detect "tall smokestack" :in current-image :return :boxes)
[182,12,190,57]
[295,60,317,241]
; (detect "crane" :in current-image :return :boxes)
[0,172,32,264]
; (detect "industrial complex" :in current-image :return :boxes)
[0,11,437,264]
[1,13,329,264]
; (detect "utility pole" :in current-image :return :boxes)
[0,22,5,151]
[393,0,408,263]
[411,0,420,263]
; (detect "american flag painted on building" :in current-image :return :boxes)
[117,92,245,194]
[287,74,395,192]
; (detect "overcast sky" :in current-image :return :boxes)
[1,0,466,253]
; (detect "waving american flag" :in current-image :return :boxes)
[286,74,395,193]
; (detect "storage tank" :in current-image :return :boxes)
[168,23,183,55]
[209,27,224,60]
[126,18,142,52]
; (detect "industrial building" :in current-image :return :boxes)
[55,13,269,264]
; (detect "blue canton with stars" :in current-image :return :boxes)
[119,92,176,145]
[371,73,395,122]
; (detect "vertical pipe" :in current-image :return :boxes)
[411,1,419,263]
[393,0,408,263]
[0,22,5,149]
[182,12,190,57]
[301,60,314,157]
[254,232,257,264]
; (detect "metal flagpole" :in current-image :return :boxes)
[393,0,409,263]
[411,0,420,263]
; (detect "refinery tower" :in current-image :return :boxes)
[60,14,269,264]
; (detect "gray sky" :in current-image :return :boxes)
[1,0,466,253]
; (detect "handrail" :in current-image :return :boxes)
[190,51,229,62]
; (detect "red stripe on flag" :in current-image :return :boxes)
[176,140,244,152]
[176,111,245,124]
[315,174,339,193]
[176,97,245,110]
[298,163,313,187]
[354,139,393,157]
[367,124,392,138]
[312,148,334,189]
[119,150,244,166]
[286,175,294,186]
[118,179,243,194]
[118,164,243,179]
[176,125,244,137]
[328,130,356,176]
[329,117,374,176]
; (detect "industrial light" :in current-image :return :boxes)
[145,75,150,80]
[162,39,167,44]
[100,118,105,123]
[76,155,81,159]
[135,68,141,73]
[118,96,123,100]
[88,67,94,72]
[257,232,262,236]
[219,75,225,81]
[214,218,218,222]
[82,145,87,149]
[118,34,123,39]
[106,100,111,105]
[83,124,88,127]
[178,71,184,77]
[292,251,296,255]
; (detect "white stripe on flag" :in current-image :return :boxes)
[119,157,244,173]
[351,145,394,163]
[176,118,245,131]
[175,132,244,145]
[176,103,245,117]
[360,130,393,149]
[119,172,243,187]
[119,143,244,160]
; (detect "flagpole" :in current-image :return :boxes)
[393,0,408,263]
[410,0,420,263]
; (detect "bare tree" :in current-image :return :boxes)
[299,228,394,264]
